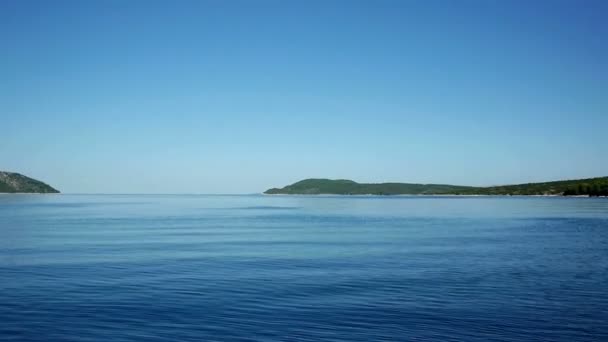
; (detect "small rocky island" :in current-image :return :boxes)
[265,177,608,196]
[0,171,59,193]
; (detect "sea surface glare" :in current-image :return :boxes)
[1,194,607,341]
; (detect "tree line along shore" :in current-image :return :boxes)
[265,177,608,196]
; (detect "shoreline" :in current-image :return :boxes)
[0,193,603,198]
[262,193,601,198]
[0,192,60,195]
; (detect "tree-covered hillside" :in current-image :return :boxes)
[264,177,608,196]
[0,171,59,193]
[264,179,476,195]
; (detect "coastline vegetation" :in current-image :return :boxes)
[265,177,608,196]
[0,171,59,193]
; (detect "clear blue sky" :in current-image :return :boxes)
[1,0,607,193]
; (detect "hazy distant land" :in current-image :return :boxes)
[265,178,608,197]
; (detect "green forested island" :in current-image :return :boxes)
[0,171,59,193]
[265,177,608,196]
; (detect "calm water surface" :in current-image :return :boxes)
[1,195,607,341]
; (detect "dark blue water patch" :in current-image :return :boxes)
[2,255,607,341]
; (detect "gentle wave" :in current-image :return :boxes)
[1,195,607,341]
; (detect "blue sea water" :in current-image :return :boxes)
[1,194,607,341]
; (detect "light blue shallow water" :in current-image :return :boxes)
[1,194,607,341]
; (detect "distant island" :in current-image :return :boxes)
[0,171,59,193]
[265,177,608,197]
